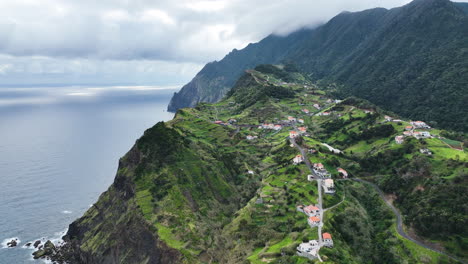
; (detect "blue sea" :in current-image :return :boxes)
[0,85,176,263]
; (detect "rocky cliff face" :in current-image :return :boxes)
[60,144,182,263]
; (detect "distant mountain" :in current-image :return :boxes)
[168,0,468,132]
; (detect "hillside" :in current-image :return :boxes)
[52,65,467,264]
[168,0,468,132]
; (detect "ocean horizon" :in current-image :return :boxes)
[0,85,177,263]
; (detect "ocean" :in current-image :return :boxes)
[0,85,176,263]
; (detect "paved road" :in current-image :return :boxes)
[352,178,466,264]
[291,136,324,262]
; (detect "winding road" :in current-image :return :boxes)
[351,178,466,264]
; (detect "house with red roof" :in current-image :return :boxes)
[337,168,348,178]
[304,205,320,216]
[302,109,310,114]
[289,131,298,139]
[308,216,320,227]
[322,233,333,248]
[293,155,304,165]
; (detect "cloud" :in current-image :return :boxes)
[0,0,416,63]
[3,0,449,86]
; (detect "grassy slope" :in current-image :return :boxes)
[68,66,466,263]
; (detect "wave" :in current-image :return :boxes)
[1,237,20,248]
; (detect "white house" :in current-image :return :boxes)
[297,240,319,260]
[308,216,320,227]
[322,179,335,194]
[395,136,404,144]
[304,205,320,216]
[411,121,431,129]
[420,148,432,155]
[307,174,315,181]
[290,131,299,139]
[317,111,331,116]
[274,124,282,131]
[247,170,255,175]
[246,135,257,140]
[293,155,304,165]
[414,131,431,139]
[337,168,348,178]
[288,116,297,122]
[322,233,333,248]
[298,119,305,124]
[313,104,321,110]
[384,116,393,122]
[334,99,343,104]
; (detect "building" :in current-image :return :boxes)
[323,179,335,194]
[307,174,315,181]
[384,116,393,122]
[313,163,324,170]
[298,127,307,134]
[246,135,257,140]
[395,136,404,144]
[214,120,223,124]
[313,104,321,110]
[293,155,304,164]
[337,168,348,178]
[304,205,320,216]
[334,99,342,104]
[302,109,310,114]
[420,148,432,155]
[289,131,298,139]
[414,131,431,139]
[297,240,319,260]
[363,109,374,114]
[403,131,413,137]
[405,126,413,131]
[298,119,304,124]
[296,205,304,213]
[411,121,431,129]
[274,124,282,131]
[247,170,255,175]
[313,163,331,178]
[317,111,331,116]
[392,119,403,123]
[308,216,320,227]
[288,116,297,122]
[322,233,333,248]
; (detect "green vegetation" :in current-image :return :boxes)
[169,0,468,132]
[67,65,467,264]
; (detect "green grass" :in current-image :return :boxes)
[155,223,185,249]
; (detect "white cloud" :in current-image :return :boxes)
[0,0,430,85]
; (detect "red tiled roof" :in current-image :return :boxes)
[323,233,332,239]
[309,216,320,222]
[304,205,319,212]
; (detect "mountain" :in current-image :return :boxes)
[49,65,467,263]
[168,0,468,132]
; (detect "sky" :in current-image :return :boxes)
[0,0,449,87]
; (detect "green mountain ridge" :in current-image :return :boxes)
[168,0,468,132]
[54,65,467,264]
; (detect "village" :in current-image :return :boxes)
[210,101,449,262]
[204,69,465,263]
